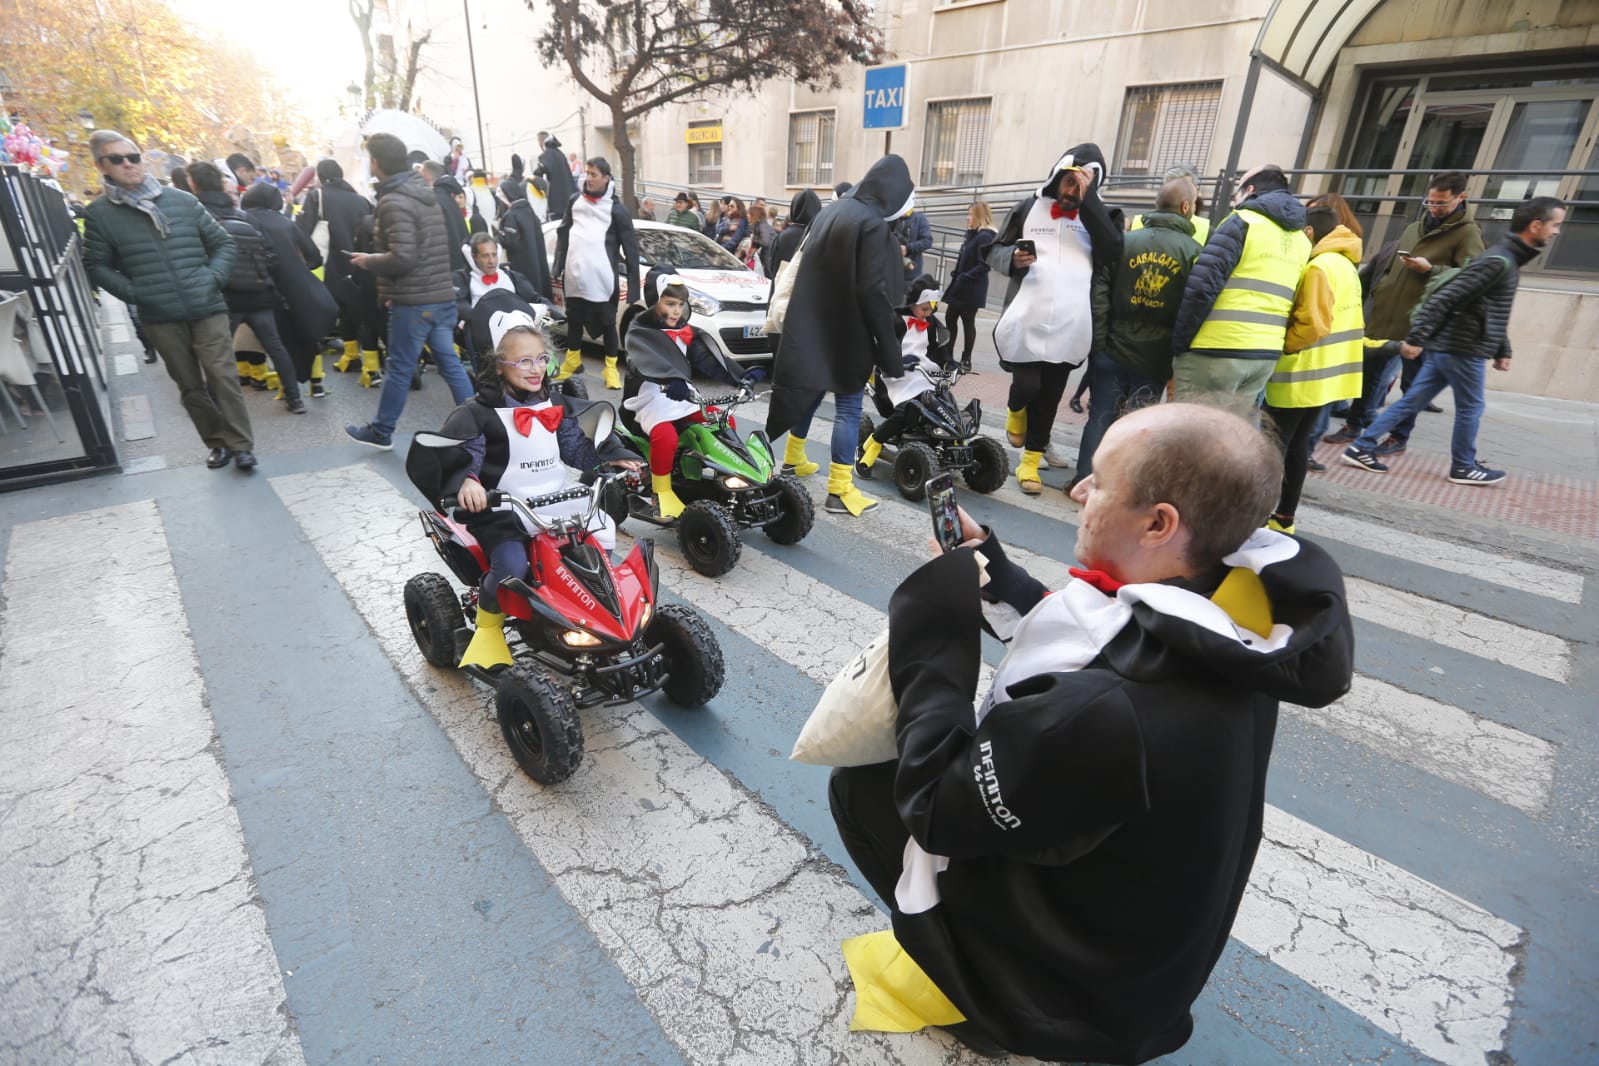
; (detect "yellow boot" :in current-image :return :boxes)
[265,369,282,397]
[236,358,251,387]
[359,349,383,388]
[553,349,584,381]
[1016,449,1043,496]
[602,356,622,390]
[334,339,360,372]
[855,435,883,479]
[652,472,685,520]
[782,434,819,477]
[825,462,878,516]
[1005,408,1027,447]
[459,607,514,670]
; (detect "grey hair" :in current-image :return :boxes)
[88,130,138,159]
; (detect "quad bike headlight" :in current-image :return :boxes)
[721,475,751,490]
[639,603,653,629]
[561,628,603,648]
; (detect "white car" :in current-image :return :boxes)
[543,218,774,364]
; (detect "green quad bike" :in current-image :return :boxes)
[614,382,815,577]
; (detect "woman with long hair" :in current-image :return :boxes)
[942,201,997,373]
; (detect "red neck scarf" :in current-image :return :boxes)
[1069,566,1123,595]
[512,405,563,436]
[665,325,694,346]
[904,316,928,332]
[1051,201,1079,221]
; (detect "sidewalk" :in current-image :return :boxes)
[949,310,1599,551]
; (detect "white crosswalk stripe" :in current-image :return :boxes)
[0,502,306,1066]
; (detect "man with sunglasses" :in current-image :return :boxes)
[83,130,258,471]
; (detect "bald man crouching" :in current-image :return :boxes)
[830,403,1355,1063]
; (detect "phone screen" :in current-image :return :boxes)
[1015,239,1037,257]
[927,472,960,553]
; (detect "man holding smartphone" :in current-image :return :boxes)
[1324,171,1483,451]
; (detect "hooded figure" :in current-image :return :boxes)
[771,188,822,276]
[766,155,912,442]
[496,179,553,299]
[432,174,472,272]
[497,152,526,217]
[536,135,576,221]
[242,182,339,380]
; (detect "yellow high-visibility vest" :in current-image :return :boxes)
[1132,212,1209,245]
[1190,209,1310,355]
[1266,250,1365,408]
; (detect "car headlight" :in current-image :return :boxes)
[689,289,721,316]
[722,476,751,490]
[561,629,603,648]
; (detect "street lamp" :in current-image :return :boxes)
[347,83,362,111]
[77,109,93,130]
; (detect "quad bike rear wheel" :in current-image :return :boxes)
[559,377,589,400]
[405,572,465,668]
[893,442,940,502]
[648,604,725,706]
[762,473,815,545]
[964,436,1010,494]
[677,500,741,577]
[496,665,584,784]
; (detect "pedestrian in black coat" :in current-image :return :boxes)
[535,134,575,221]
[767,154,914,518]
[497,193,552,299]
[943,201,998,371]
[432,174,472,273]
[297,160,373,361]
[772,188,821,273]
[242,183,339,381]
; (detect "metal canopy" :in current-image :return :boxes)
[1255,0,1389,91]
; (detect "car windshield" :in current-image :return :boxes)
[638,228,744,270]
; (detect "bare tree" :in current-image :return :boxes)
[348,0,431,112]
[533,0,883,207]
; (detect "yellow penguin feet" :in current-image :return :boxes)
[459,607,514,671]
[652,472,685,520]
[782,435,820,478]
[825,462,878,516]
[1016,449,1043,496]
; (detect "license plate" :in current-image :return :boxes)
[743,326,767,339]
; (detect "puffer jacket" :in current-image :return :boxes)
[83,186,236,324]
[1100,211,1199,383]
[1405,234,1539,361]
[363,171,456,306]
[1364,207,1485,341]
[1171,188,1306,355]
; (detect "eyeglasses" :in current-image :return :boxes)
[1423,196,1460,208]
[99,153,141,165]
[498,357,547,373]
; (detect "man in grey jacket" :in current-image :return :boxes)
[346,133,476,450]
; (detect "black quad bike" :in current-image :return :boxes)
[858,363,1009,501]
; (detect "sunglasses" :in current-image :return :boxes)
[99,153,142,165]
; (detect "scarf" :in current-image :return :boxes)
[1422,201,1465,234]
[104,175,170,238]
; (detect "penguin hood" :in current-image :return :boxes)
[787,188,822,227]
[851,155,916,222]
[1040,143,1108,200]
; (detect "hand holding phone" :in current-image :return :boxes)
[927,472,961,554]
[1015,239,1037,257]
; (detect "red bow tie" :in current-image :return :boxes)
[1051,202,1079,221]
[1069,566,1124,595]
[512,405,564,436]
[665,325,694,346]
[480,272,499,286]
[905,317,928,332]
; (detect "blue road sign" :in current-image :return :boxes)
[863,65,908,131]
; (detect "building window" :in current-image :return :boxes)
[921,98,991,188]
[687,121,722,186]
[786,110,836,186]
[1115,82,1223,177]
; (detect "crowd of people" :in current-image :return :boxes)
[76,116,1562,1062]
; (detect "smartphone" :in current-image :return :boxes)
[927,471,961,553]
[1396,250,1414,258]
[1015,239,1037,258]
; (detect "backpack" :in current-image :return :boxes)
[219,215,276,293]
[1408,253,1508,327]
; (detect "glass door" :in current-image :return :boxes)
[1478,98,1595,212]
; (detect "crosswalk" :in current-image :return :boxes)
[0,421,1593,1066]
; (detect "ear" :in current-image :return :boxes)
[1142,501,1185,551]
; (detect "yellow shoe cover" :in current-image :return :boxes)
[857,435,883,471]
[782,434,819,477]
[651,472,685,519]
[1016,449,1043,495]
[553,349,584,381]
[359,349,383,388]
[827,462,878,516]
[841,930,965,1033]
[459,607,514,670]
[265,370,282,397]
[311,354,325,381]
[602,356,622,391]
[334,339,360,372]
[1005,408,1027,448]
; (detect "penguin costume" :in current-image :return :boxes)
[622,265,755,518]
[858,275,952,478]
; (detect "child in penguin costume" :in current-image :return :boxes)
[410,309,642,671]
[856,274,952,478]
[987,144,1122,493]
[622,267,762,518]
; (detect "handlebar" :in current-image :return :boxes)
[441,475,616,533]
[692,382,755,408]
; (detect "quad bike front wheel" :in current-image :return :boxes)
[964,436,1010,494]
[496,665,584,784]
[560,377,589,401]
[893,442,940,502]
[648,604,726,706]
[677,500,741,577]
[762,473,815,545]
[405,572,465,668]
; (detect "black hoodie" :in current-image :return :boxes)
[766,155,914,438]
[772,188,821,274]
[536,136,576,220]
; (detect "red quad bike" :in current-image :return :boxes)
[403,411,724,785]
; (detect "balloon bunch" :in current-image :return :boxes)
[2,121,45,167]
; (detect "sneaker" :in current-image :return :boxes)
[854,460,873,479]
[1424,402,1444,413]
[1341,446,1388,473]
[285,397,308,414]
[309,381,328,398]
[1041,444,1070,468]
[1322,425,1358,445]
[1306,456,1326,472]
[1448,462,1505,486]
[345,423,393,451]
[1373,436,1407,457]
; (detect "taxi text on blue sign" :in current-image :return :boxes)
[863,65,908,130]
